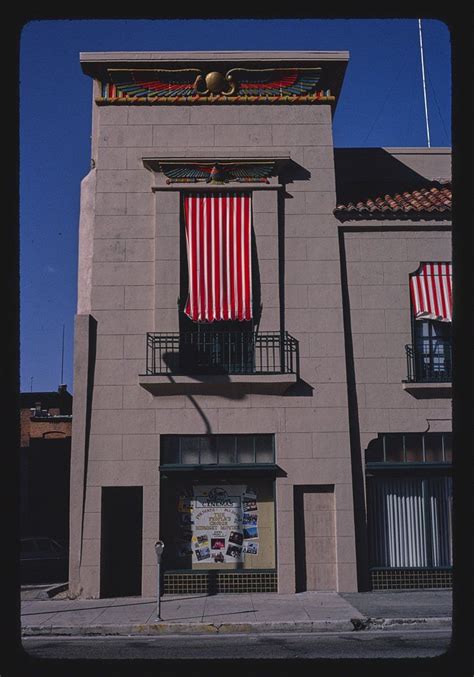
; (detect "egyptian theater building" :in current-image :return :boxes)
[70,51,452,597]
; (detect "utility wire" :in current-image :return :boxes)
[425,65,450,145]
[363,55,409,144]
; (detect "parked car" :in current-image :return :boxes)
[20,537,68,584]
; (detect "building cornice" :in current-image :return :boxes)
[80,51,349,108]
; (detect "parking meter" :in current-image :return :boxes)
[155,540,165,562]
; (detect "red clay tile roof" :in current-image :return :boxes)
[335,180,451,215]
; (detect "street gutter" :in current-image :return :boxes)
[21,616,452,637]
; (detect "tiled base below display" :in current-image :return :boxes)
[371,568,452,590]
[164,571,278,594]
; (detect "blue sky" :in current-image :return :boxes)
[19,18,451,394]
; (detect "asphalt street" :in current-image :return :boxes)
[22,629,452,660]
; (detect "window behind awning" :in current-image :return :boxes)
[183,193,253,322]
[410,263,452,322]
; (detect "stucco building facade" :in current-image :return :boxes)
[70,51,452,598]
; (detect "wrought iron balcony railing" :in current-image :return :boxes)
[146,331,299,377]
[405,339,452,383]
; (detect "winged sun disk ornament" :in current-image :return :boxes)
[228,67,322,97]
[193,71,236,96]
[161,162,275,184]
[105,67,322,100]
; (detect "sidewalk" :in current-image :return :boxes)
[21,589,452,636]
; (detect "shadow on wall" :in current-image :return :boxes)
[334,147,449,207]
[161,352,246,435]
[284,379,314,397]
[337,232,370,590]
[279,159,311,186]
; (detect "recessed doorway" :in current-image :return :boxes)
[100,486,143,598]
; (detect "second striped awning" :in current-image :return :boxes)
[410,262,452,322]
[183,193,253,322]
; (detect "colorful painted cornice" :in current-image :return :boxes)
[97,67,333,104]
[157,161,276,185]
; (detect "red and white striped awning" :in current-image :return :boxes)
[410,263,452,322]
[183,193,253,322]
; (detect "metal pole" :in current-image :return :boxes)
[156,559,161,620]
[154,541,164,621]
[418,19,431,148]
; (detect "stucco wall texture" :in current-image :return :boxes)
[70,53,451,598]
[343,228,451,447]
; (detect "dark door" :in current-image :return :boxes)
[100,487,143,598]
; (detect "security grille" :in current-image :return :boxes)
[164,572,277,594]
[371,568,452,590]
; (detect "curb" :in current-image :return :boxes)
[46,583,69,598]
[21,583,69,601]
[351,616,452,631]
[21,617,451,637]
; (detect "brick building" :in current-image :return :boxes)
[20,386,72,545]
[70,51,452,598]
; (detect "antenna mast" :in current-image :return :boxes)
[61,324,65,385]
[418,19,431,148]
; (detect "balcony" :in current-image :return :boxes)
[139,331,299,395]
[403,339,452,398]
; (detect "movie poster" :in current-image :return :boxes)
[243,541,259,555]
[192,485,244,563]
[176,484,261,565]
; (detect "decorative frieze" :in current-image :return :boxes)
[97,67,333,105]
[157,160,276,185]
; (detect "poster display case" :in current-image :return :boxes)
[161,476,276,571]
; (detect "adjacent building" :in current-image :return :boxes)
[70,51,452,598]
[20,386,72,546]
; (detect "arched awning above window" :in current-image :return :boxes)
[410,263,452,322]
